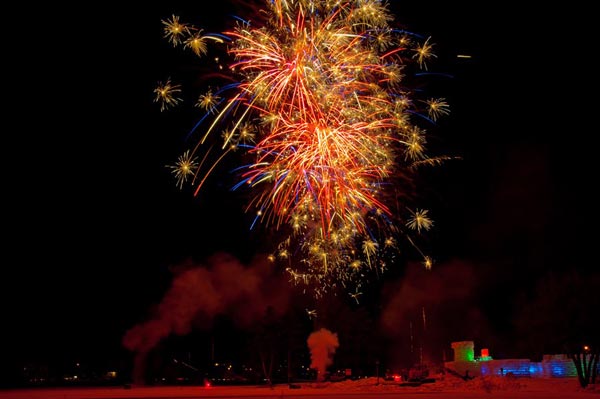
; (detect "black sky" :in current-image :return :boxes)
[4,0,597,386]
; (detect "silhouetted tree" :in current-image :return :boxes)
[568,344,598,389]
[281,307,311,383]
[251,306,282,386]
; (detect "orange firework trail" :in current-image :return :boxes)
[161,0,453,297]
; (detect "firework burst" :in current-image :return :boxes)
[167,150,199,190]
[156,0,454,296]
[154,78,182,112]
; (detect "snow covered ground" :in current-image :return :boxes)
[0,375,598,398]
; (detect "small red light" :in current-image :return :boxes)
[393,375,401,382]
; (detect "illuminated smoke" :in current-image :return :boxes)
[307,328,339,381]
[122,252,290,384]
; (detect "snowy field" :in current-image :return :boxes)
[0,375,598,399]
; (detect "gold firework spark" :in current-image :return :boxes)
[184,30,208,56]
[196,88,221,114]
[413,36,436,71]
[406,209,433,233]
[423,256,433,270]
[154,78,182,112]
[167,150,198,189]
[426,98,450,121]
[161,15,189,46]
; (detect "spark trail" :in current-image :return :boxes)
[160,0,453,297]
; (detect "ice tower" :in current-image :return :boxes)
[451,341,475,362]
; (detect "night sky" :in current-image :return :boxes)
[4,0,597,387]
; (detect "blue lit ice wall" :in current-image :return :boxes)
[446,342,599,378]
[478,359,531,377]
[445,348,599,378]
[446,359,600,378]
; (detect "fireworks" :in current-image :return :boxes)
[406,209,434,233]
[162,15,189,46]
[157,0,454,297]
[167,150,198,190]
[154,78,182,112]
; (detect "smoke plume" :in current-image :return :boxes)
[122,252,291,384]
[307,328,339,381]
